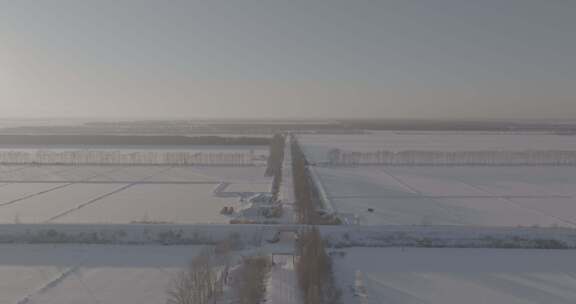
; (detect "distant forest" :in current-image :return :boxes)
[0,135,270,146]
[2,119,575,136]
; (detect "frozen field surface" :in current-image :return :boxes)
[53,184,235,224]
[299,132,576,163]
[0,244,204,304]
[335,247,576,304]
[0,165,270,183]
[223,182,272,193]
[0,165,271,224]
[313,166,576,227]
[0,184,120,223]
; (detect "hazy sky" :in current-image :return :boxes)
[0,0,575,119]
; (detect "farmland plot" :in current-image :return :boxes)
[223,182,272,194]
[0,165,143,182]
[0,164,272,224]
[385,166,576,197]
[312,166,576,227]
[0,184,121,223]
[0,166,77,182]
[0,165,270,183]
[0,183,68,206]
[335,247,576,304]
[52,184,237,224]
[0,244,204,304]
[181,166,271,183]
[92,166,169,182]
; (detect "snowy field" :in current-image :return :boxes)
[312,166,576,227]
[52,184,235,224]
[298,132,576,163]
[0,165,269,183]
[0,165,271,224]
[297,132,576,227]
[334,247,576,304]
[0,244,204,304]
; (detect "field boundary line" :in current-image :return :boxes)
[455,180,576,228]
[0,183,74,207]
[45,183,138,222]
[46,166,175,222]
[15,264,80,304]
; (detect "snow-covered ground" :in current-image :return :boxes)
[0,183,120,223]
[51,184,236,224]
[0,223,575,249]
[298,132,576,163]
[334,247,576,304]
[310,166,576,227]
[2,131,575,304]
[0,165,272,224]
[0,244,205,304]
[0,165,270,183]
[266,254,301,304]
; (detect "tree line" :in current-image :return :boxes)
[266,134,286,201]
[166,247,224,304]
[0,150,260,166]
[291,136,340,225]
[0,134,270,146]
[235,256,272,304]
[296,227,341,304]
[291,135,319,224]
[327,149,576,166]
[166,236,271,304]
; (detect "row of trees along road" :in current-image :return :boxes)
[0,150,258,166]
[166,245,271,304]
[291,136,340,225]
[327,149,576,166]
[266,134,286,201]
[296,227,342,304]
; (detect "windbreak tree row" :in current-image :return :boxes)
[0,150,259,166]
[291,136,339,225]
[291,136,318,224]
[235,256,272,304]
[266,134,286,201]
[295,227,341,304]
[0,134,271,146]
[166,240,271,304]
[327,149,576,166]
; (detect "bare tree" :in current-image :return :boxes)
[166,248,221,304]
[234,256,272,304]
